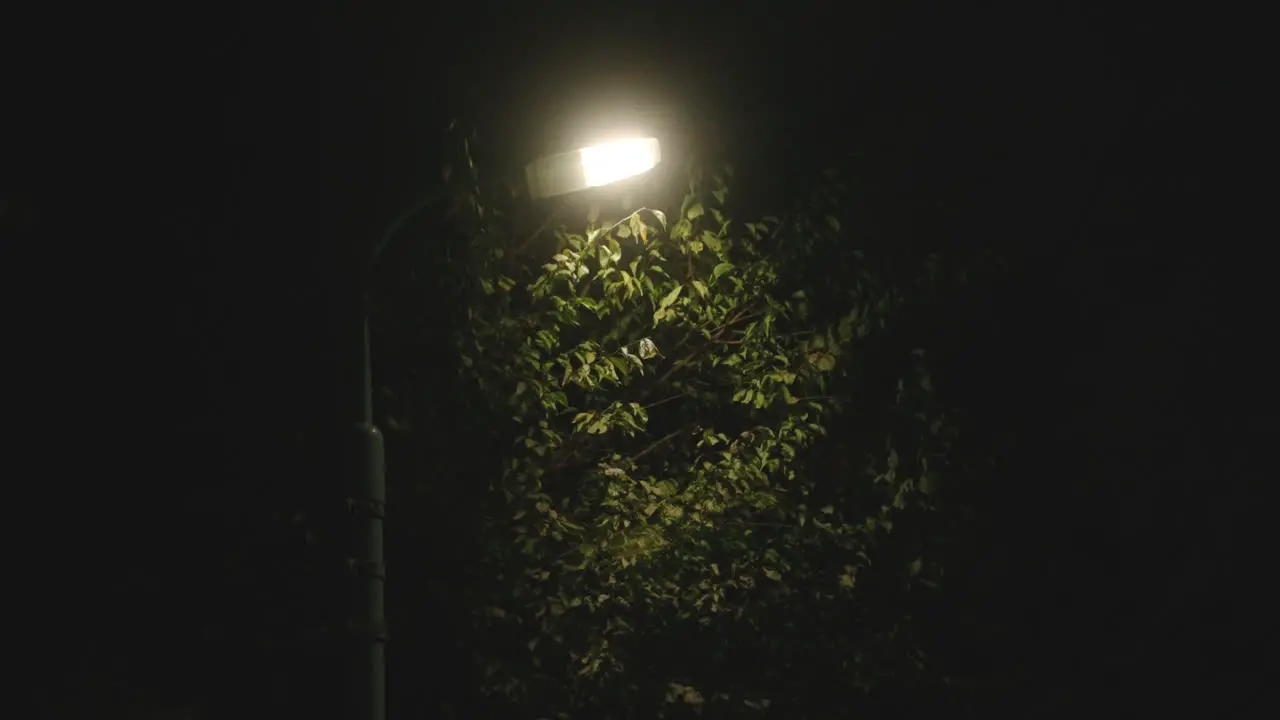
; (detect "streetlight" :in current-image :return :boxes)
[524,136,662,200]
[347,135,661,720]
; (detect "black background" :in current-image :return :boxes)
[5,1,1266,717]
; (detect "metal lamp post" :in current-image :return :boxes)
[347,135,661,720]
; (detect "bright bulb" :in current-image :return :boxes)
[579,138,661,188]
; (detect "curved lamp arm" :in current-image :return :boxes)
[364,190,451,281]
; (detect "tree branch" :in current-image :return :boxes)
[712,308,765,337]
[640,304,765,399]
[642,394,687,410]
[628,428,686,464]
[652,354,693,390]
[510,200,569,264]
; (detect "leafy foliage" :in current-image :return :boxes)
[391,134,968,718]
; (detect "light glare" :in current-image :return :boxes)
[579,138,661,189]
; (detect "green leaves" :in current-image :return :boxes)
[659,284,683,310]
[444,153,963,717]
[908,556,923,576]
[573,411,610,435]
[808,352,837,371]
[636,337,659,359]
[653,284,684,325]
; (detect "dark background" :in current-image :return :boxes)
[6,1,1265,717]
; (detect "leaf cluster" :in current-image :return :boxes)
[423,155,964,717]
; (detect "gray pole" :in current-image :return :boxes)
[348,307,386,720]
[348,163,458,720]
[349,192,441,720]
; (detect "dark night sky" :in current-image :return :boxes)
[7,1,1266,717]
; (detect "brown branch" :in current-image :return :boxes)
[510,200,569,263]
[666,330,697,357]
[730,304,759,322]
[703,304,765,342]
[641,305,762,398]
[651,351,697,391]
[715,309,764,335]
[657,301,761,363]
[550,435,585,472]
[728,520,791,529]
[629,428,685,464]
[547,423,690,502]
[550,393,685,473]
[642,394,686,410]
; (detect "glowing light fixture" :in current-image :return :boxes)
[526,137,662,200]
[580,137,661,188]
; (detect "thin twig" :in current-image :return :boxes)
[628,429,686,464]
[511,200,569,260]
[642,394,686,410]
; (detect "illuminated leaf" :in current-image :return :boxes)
[659,284,683,310]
